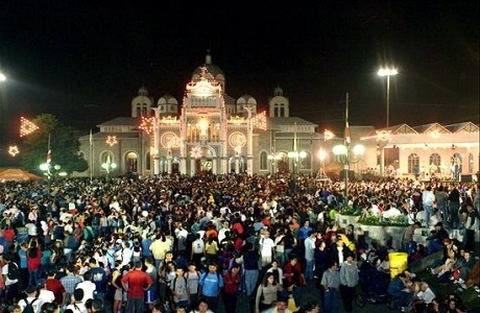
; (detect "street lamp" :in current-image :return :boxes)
[268,152,282,173]
[102,160,117,178]
[318,150,327,169]
[377,67,398,128]
[332,143,365,199]
[288,151,307,174]
[378,67,398,176]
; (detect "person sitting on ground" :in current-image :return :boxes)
[411,282,436,312]
[387,273,414,311]
[425,222,449,254]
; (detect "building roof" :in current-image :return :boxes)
[268,116,318,127]
[97,117,139,127]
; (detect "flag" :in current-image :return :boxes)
[89,129,93,146]
[344,121,351,145]
[46,149,52,164]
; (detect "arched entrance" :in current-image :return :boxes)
[125,151,138,174]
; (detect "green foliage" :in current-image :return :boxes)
[20,114,88,174]
[340,205,363,216]
[358,214,409,226]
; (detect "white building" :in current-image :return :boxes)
[78,54,479,181]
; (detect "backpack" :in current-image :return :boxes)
[7,262,20,280]
[199,271,222,293]
[171,275,188,291]
[23,297,38,313]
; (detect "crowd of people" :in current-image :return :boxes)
[0,172,478,313]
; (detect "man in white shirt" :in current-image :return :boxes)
[413,282,436,312]
[422,186,436,227]
[2,255,19,305]
[17,285,43,313]
[37,279,56,306]
[65,288,88,313]
[304,231,316,280]
[259,230,275,267]
[75,271,97,302]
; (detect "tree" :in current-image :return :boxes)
[20,114,88,174]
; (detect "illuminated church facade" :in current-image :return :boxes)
[78,54,479,181]
[79,54,325,177]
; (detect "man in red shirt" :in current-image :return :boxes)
[283,254,305,308]
[45,269,67,306]
[122,260,153,313]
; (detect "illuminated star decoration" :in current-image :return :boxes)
[252,111,267,130]
[8,145,19,157]
[106,136,118,147]
[139,116,156,135]
[190,146,203,159]
[19,116,40,137]
[324,129,335,141]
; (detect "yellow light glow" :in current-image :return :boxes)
[324,129,335,141]
[252,111,267,131]
[8,145,19,157]
[106,136,118,147]
[139,116,156,134]
[19,116,40,137]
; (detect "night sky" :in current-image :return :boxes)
[0,1,478,145]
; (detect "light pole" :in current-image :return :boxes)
[377,68,398,128]
[40,162,52,193]
[378,67,398,176]
[333,143,365,200]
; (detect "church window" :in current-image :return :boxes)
[260,151,268,170]
[408,153,420,174]
[468,153,473,174]
[429,153,441,173]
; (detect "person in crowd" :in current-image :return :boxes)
[45,269,67,307]
[283,254,305,308]
[426,222,449,254]
[198,262,224,312]
[387,273,414,312]
[255,272,283,313]
[339,253,358,313]
[189,297,214,313]
[75,271,96,303]
[303,230,316,281]
[411,281,436,312]
[170,266,189,310]
[222,263,241,313]
[260,296,293,313]
[121,260,153,313]
[321,261,340,313]
[17,284,42,313]
[402,221,421,253]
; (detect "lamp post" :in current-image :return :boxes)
[40,162,53,193]
[377,68,398,128]
[333,143,365,200]
[268,152,282,173]
[378,67,398,176]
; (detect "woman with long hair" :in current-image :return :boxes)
[27,239,42,286]
[255,272,283,313]
[222,263,241,313]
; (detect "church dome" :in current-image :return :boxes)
[191,52,226,91]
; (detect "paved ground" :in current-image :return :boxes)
[215,279,398,313]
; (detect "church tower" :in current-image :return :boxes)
[269,86,290,117]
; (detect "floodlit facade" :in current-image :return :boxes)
[78,54,479,181]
